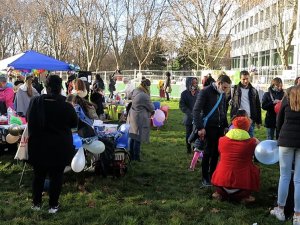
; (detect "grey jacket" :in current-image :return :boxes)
[127,88,155,142]
[14,84,39,116]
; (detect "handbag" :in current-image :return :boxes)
[166,86,172,93]
[188,93,223,143]
[14,125,28,160]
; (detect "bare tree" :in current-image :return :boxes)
[36,0,72,60]
[0,0,18,58]
[101,0,131,70]
[126,0,167,72]
[63,0,110,71]
[273,0,298,69]
[168,0,235,70]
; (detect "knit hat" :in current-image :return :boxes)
[0,74,7,82]
[232,116,251,131]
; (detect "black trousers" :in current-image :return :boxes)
[201,126,224,181]
[165,92,170,101]
[32,164,65,207]
[185,124,193,153]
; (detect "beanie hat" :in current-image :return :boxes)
[232,116,251,131]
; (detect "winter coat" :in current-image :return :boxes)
[211,129,260,191]
[14,84,39,116]
[193,84,228,130]
[230,82,262,124]
[261,87,284,128]
[277,96,300,148]
[0,86,14,113]
[109,78,116,92]
[127,88,155,142]
[179,89,199,126]
[27,94,78,167]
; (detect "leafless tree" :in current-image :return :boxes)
[168,0,235,70]
[126,0,168,72]
[63,0,110,71]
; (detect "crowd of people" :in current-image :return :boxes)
[1,69,299,224]
[179,71,300,224]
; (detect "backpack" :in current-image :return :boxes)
[93,137,130,177]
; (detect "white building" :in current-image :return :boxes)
[230,0,300,84]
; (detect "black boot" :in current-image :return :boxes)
[186,143,192,154]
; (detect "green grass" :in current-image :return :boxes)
[0,99,288,225]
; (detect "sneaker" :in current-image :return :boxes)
[31,204,41,211]
[240,195,255,204]
[48,205,59,214]
[200,178,212,188]
[212,192,222,201]
[270,207,285,221]
[294,214,300,225]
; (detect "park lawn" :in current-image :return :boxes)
[0,99,288,225]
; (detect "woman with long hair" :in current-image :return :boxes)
[127,79,155,161]
[14,75,39,116]
[261,77,284,140]
[270,85,300,224]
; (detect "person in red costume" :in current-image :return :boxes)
[211,115,260,202]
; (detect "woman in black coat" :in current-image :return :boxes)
[261,77,284,140]
[27,75,78,213]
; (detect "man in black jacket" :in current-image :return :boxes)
[229,70,261,137]
[193,74,231,187]
[179,77,199,154]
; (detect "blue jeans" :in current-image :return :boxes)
[248,123,255,138]
[129,138,141,161]
[277,146,300,213]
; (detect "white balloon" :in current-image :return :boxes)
[71,147,86,172]
[154,109,165,123]
[6,134,20,144]
[83,140,105,154]
[255,140,279,165]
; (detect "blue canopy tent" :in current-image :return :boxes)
[5,50,70,71]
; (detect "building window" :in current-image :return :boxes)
[246,19,249,28]
[271,25,277,37]
[254,14,258,25]
[250,16,253,26]
[260,10,264,23]
[241,37,244,45]
[259,31,263,40]
[265,28,270,39]
[249,34,253,44]
[238,23,241,32]
[242,21,244,31]
[266,7,270,18]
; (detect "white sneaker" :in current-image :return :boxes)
[294,214,300,225]
[48,205,59,214]
[270,207,285,221]
[31,205,41,211]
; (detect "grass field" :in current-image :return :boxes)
[0,99,290,225]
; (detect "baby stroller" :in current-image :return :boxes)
[93,123,131,177]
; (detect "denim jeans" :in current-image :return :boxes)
[267,128,275,140]
[129,138,141,161]
[248,122,255,138]
[277,146,300,213]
